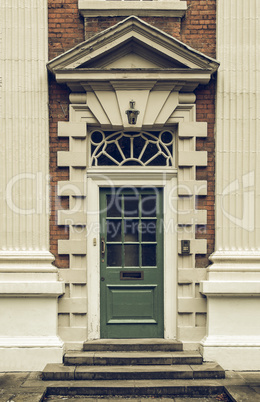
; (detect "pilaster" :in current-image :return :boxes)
[201,0,260,370]
[0,0,64,370]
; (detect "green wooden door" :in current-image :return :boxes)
[100,187,164,338]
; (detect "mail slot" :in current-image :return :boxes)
[120,271,144,280]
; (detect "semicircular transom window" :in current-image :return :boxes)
[90,130,176,167]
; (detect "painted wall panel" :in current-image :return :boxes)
[215,0,260,252]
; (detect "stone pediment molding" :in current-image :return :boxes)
[47,16,219,92]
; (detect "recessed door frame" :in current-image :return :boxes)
[86,168,177,340]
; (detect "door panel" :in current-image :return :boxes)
[107,285,157,323]
[100,187,163,338]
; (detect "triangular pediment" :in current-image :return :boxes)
[103,52,164,69]
[48,17,220,129]
[47,16,219,76]
[77,37,188,70]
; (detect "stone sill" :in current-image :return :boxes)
[201,335,260,347]
[78,0,187,17]
[0,336,64,348]
[200,281,260,297]
[0,281,65,297]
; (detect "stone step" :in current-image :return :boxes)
[63,351,203,366]
[44,379,225,398]
[42,362,225,381]
[83,339,183,352]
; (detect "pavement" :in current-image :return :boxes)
[1,371,260,402]
[44,396,230,401]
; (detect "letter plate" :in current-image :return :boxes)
[120,271,144,280]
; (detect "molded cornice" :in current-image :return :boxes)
[78,0,187,18]
[47,16,219,91]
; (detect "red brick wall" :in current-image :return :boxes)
[181,0,216,59]
[48,0,216,268]
[48,0,84,267]
[183,0,216,266]
[84,17,182,40]
[48,0,84,59]
[49,78,70,268]
[195,80,216,267]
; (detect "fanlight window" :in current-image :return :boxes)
[90,130,175,167]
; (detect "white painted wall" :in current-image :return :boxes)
[201,0,260,370]
[0,0,64,371]
[215,0,260,252]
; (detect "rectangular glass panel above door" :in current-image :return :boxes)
[100,187,164,338]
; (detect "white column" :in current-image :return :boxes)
[0,0,64,371]
[201,0,260,370]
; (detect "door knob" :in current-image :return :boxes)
[101,277,105,281]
